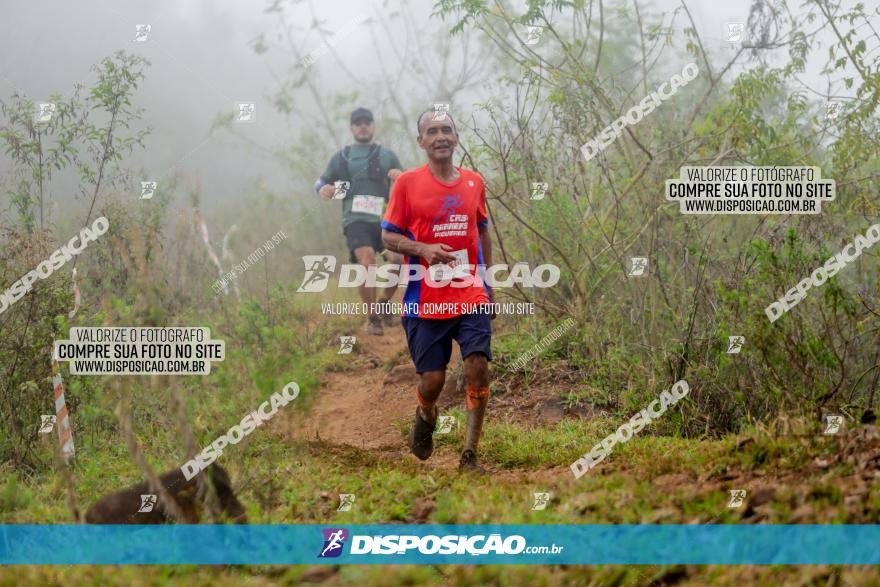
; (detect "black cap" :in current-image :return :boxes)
[350,107,373,124]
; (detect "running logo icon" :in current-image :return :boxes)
[530,182,548,200]
[726,23,745,43]
[297,255,337,292]
[319,528,349,558]
[825,101,842,120]
[337,494,356,512]
[433,193,464,224]
[435,415,456,434]
[824,414,843,435]
[728,490,747,508]
[140,181,157,200]
[629,257,648,276]
[531,492,550,510]
[333,181,350,200]
[36,103,56,123]
[726,336,745,354]
[138,494,157,513]
[134,24,151,42]
[524,26,544,45]
[236,103,256,122]
[432,103,449,121]
[338,336,356,355]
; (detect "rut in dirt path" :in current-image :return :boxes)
[285,326,465,450]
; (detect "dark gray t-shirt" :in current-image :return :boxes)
[320,144,403,228]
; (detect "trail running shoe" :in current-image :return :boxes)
[458,449,487,474]
[367,316,384,336]
[408,407,436,460]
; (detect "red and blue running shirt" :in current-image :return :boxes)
[382,165,490,319]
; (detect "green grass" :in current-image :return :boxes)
[3,299,880,585]
[2,373,872,526]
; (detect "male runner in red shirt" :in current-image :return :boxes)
[381,108,494,473]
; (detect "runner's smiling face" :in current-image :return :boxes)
[417,114,458,163]
[351,119,374,143]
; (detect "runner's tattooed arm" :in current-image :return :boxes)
[381,231,457,265]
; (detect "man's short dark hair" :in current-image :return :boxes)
[416,109,457,136]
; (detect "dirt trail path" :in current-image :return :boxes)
[273,326,572,485]
[267,324,880,527]
[272,324,575,483]
[285,325,465,451]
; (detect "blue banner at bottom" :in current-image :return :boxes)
[1,524,879,565]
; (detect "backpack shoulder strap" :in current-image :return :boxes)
[367,143,381,161]
[340,146,352,181]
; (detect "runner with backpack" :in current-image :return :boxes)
[315,107,405,335]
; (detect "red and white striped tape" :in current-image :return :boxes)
[51,348,75,461]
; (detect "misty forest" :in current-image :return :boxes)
[2,0,880,584]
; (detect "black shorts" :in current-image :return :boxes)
[344,221,384,262]
[402,311,492,373]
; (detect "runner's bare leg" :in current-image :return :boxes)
[416,371,444,424]
[463,353,490,453]
[353,245,377,312]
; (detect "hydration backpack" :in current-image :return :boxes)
[340,143,385,183]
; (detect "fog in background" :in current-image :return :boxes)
[0,0,852,219]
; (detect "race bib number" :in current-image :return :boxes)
[351,195,384,216]
[430,249,470,281]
